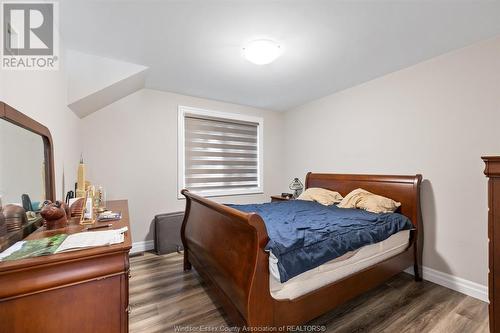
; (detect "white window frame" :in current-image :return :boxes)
[178,105,264,198]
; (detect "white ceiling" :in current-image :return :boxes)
[60,0,500,111]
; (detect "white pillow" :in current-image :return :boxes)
[298,188,343,206]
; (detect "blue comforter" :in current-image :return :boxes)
[228,200,412,283]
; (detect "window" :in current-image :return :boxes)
[178,106,263,198]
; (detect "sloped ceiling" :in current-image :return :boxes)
[61,0,500,111]
[67,50,148,118]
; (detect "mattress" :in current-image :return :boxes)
[269,229,410,300]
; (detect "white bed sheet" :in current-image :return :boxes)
[269,230,410,300]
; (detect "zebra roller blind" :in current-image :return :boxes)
[180,107,263,197]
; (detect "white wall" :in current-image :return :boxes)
[81,89,284,243]
[0,57,82,202]
[283,36,500,286]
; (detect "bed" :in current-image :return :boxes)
[181,172,423,329]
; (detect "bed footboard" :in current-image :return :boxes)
[181,190,274,327]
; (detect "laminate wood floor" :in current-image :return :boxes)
[129,252,488,333]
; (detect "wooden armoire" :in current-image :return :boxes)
[483,156,500,332]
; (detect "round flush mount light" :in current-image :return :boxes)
[243,39,282,65]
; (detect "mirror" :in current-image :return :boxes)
[0,119,46,209]
[0,102,55,209]
[0,102,55,251]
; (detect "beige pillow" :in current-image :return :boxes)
[298,188,343,206]
[338,188,401,213]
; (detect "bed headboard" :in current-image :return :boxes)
[305,172,423,228]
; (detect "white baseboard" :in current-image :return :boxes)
[405,266,488,303]
[131,240,155,254]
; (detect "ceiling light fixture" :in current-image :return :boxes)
[243,39,282,65]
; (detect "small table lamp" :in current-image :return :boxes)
[289,178,304,199]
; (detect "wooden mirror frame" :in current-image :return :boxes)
[0,101,55,202]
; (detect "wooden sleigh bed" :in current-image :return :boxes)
[181,172,423,329]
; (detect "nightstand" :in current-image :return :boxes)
[271,195,294,202]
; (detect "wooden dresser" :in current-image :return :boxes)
[0,200,132,333]
[483,157,500,332]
